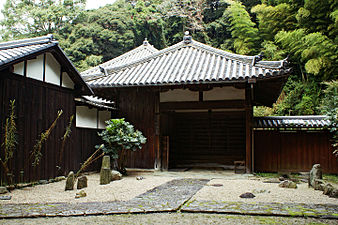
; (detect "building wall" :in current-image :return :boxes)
[159,86,245,102]
[12,53,74,89]
[117,88,157,168]
[75,106,111,129]
[0,72,101,184]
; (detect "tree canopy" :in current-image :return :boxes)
[1,0,337,116]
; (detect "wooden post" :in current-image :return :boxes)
[154,91,161,170]
[245,84,253,173]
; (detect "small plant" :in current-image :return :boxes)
[58,114,74,172]
[31,110,63,167]
[75,144,104,178]
[0,100,18,184]
[97,118,146,174]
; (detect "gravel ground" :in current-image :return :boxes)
[0,172,173,204]
[192,178,338,204]
[1,213,337,225]
[0,170,337,205]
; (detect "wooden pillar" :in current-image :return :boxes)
[245,84,253,173]
[154,90,161,170]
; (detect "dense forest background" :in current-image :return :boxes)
[0,0,337,117]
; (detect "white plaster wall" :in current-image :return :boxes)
[27,54,44,81]
[45,53,61,86]
[76,106,98,129]
[160,89,199,102]
[62,72,74,89]
[98,111,111,129]
[203,87,245,100]
[13,62,24,75]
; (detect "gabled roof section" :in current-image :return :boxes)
[75,96,115,110]
[81,39,159,81]
[87,34,291,89]
[254,116,331,129]
[0,35,93,95]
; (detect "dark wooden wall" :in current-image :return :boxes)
[254,130,338,174]
[0,72,101,184]
[117,88,157,168]
[168,111,246,168]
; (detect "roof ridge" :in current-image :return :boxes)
[81,43,159,76]
[97,39,286,78]
[102,41,186,76]
[0,34,54,50]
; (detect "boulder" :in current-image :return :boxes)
[329,188,338,198]
[313,179,325,190]
[136,176,145,181]
[77,175,88,189]
[38,180,48,185]
[0,186,8,194]
[111,170,122,181]
[75,190,87,198]
[309,164,322,188]
[323,183,334,195]
[65,171,75,191]
[239,192,255,198]
[55,176,66,182]
[279,180,297,189]
[0,196,11,200]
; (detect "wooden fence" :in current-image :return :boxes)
[254,130,338,174]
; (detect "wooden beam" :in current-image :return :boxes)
[245,85,253,173]
[160,100,245,112]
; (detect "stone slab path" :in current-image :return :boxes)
[0,178,209,218]
[182,200,338,219]
[0,178,337,219]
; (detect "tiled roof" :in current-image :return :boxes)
[254,116,331,129]
[0,35,93,95]
[0,35,57,68]
[75,96,115,110]
[88,35,290,88]
[81,39,159,81]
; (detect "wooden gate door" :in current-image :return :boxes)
[169,111,245,168]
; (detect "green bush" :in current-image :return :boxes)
[97,118,146,174]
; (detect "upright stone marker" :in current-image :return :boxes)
[100,155,111,185]
[65,171,75,191]
[309,164,322,188]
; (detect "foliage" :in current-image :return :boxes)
[1,0,337,116]
[224,1,259,54]
[57,1,136,71]
[31,110,63,167]
[97,118,146,173]
[320,81,338,156]
[0,100,18,184]
[252,3,297,41]
[1,0,85,40]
